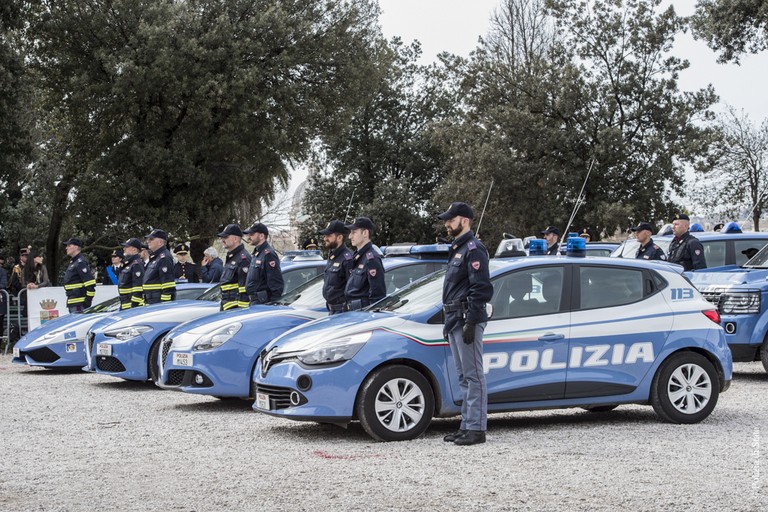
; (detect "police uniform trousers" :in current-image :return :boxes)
[447,322,488,431]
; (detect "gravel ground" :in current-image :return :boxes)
[0,357,765,512]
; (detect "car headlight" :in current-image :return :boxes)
[193,322,242,351]
[719,291,760,314]
[104,325,153,341]
[296,331,372,366]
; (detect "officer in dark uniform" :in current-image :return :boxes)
[578,227,594,242]
[218,224,251,311]
[302,237,319,250]
[102,249,122,285]
[62,238,96,313]
[142,229,176,304]
[343,217,385,310]
[173,243,200,283]
[242,222,284,305]
[631,222,666,261]
[319,220,354,314]
[667,214,707,270]
[438,202,493,446]
[540,226,561,255]
[118,238,145,310]
[7,247,28,295]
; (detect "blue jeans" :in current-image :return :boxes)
[448,322,487,431]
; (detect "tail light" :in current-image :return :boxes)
[702,309,721,325]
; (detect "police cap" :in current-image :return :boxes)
[242,222,269,236]
[672,213,690,222]
[319,220,349,236]
[19,247,30,255]
[174,243,190,254]
[540,226,560,236]
[713,223,724,232]
[111,249,123,259]
[217,224,243,238]
[345,217,375,232]
[437,202,474,220]
[302,238,318,250]
[121,238,143,250]
[630,222,653,233]
[145,228,168,241]
[62,237,84,247]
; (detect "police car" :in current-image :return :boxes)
[11,283,212,369]
[157,246,450,399]
[253,257,731,441]
[687,244,768,373]
[612,231,768,266]
[84,259,324,381]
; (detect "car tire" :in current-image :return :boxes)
[651,351,719,424]
[761,338,768,374]
[147,339,162,384]
[356,365,434,442]
[581,405,618,413]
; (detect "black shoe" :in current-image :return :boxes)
[443,429,467,442]
[454,430,486,445]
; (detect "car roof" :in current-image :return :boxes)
[655,232,768,241]
[488,255,682,276]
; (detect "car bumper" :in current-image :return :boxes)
[13,340,87,368]
[92,335,153,380]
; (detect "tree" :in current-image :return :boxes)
[20,0,384,280]
[301,39,452,245]
[692,107,768,230]
[691,0,768,63]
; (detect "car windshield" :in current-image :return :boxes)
[611,238,670,258]
[743,244,768,268]
[82,297,121,314]
[373,271,445,314]
[196,284,222,302]
[274,274,325,308]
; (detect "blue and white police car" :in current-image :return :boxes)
[157,246,450,399]
[253,257,731,441]
[11,283,212,369]
[85,259,324,381]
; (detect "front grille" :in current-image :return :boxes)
[86,332,95,358]
[166,370,186,386]
[161,338,173,369]
[254,384,295,410]
[96,356,126,373]
[701,291,722,305]
[26,347,60,364]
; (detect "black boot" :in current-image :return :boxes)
[443,429,467,442]
[454,430,486,445]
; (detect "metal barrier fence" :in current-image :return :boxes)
[2,289,28,355]
[1,289,9,354]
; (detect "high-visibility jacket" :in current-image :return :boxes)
[220,244,251,311]
[143,247,176,304]
[63,254,96,308]
[118,254,145,310]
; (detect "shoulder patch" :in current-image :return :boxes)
[160,253,165,259]
[467,240,477,251]
[653,245,660,250]
[344,251,353,260]
[264,249,270,254]
[366,251,374,260]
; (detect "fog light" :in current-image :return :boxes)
[194,374,204,385]
[289,391,301,406]
[724,322,736,334]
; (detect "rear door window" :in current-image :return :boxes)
[734,239,768,266]
[579,266,644,309]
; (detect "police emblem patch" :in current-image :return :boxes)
[162,267,168,272]
[135,271,141,277]
[269,260,276,267]
[471,261,481,270]
[243,267,248,273]
[82,268,88,272]
[695,249,701,255]
[369,269,377,277]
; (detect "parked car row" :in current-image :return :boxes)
[14,238,766,442]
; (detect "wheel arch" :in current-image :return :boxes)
[656,347,726,393]
[352,358,443,420]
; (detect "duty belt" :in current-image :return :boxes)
[442,299,468,314]
[328,303,345,313]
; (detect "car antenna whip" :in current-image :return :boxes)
[344,189,355,223]
[563,158,596,239]
[476,178,494,240]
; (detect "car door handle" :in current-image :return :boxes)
[538,333,565,342]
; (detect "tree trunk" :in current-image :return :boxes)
[45,167,78,285]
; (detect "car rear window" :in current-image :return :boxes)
[579,267,644,309]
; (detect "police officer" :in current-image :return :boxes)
[218,224,251,311]
[438,202,493,446]
[62,238,96,313]
[667,214,707,270]
[118,238,145,310]
[319,220,354,314]
[102,249,122,285]
[540,226,561,255]
[7,247,28,295]
[578,227,594,242]
[344,217,385,310]
[631,222,666,261]
[142,229,176,304]
[242,222,284,305]
[173,243,200,283]
[302,237,319,250]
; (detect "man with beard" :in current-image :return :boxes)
[242,222,284,306]
[343,217,385,311]
[319,220,353,314]
[217,224,251,311]
[438,202,493,446]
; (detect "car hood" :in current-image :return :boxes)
[688,267,768,288]
[16,312,108,349]
[265,311,406,355]
[90,300,220,332]
[169,305,294,337]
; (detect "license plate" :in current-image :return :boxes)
[172,352,193,367]
[96,343,112,356]
[256,392,270,410]
[13,347,20,358]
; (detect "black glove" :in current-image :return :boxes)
[443,326,449,341]
[462,322,476,344]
